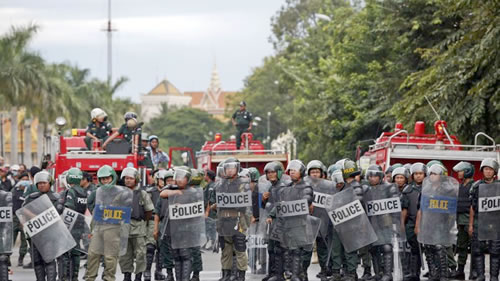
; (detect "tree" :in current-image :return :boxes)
[145,105,225,152]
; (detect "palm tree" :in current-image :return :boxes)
[0,25,47,164]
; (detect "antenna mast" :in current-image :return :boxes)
[103,0,117,84]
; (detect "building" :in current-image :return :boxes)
[140,65,237,122]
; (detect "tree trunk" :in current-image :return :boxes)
[10,107,18,164]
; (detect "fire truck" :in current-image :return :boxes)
[50,117,150,191]
[195,132,289,173]
[359,120,499,180]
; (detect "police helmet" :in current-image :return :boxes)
[121,167,139,182]
[264,161,283,181]
[453,161,475,178]
[306,160,325,176]
[480,158,499,174]
[410,162,427,175]
[67,168,83,185]
[392,167,409,181]
[91,108,107,120]
[248,167,260,183]
[97,165,117,185]
[34,171,53,186]
[365,164,384,182]
[336,158,360,179]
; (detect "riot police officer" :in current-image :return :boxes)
[215,158,251,281]
[61,167,89,281]
[189,169,205,281]
[469,158,500,281]
[23,171,65,281]
[144,170,168,281]
[401,162,426,281]
[119,167,154,281]
[155,169,176,281]
[452,161,475,279]
[103,112,142,153]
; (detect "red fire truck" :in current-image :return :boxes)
[195,132,289,173]
[50,118,150,191]
[359,120,499,180]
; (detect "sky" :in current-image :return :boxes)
[0,0,286,102]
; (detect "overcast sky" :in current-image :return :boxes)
[0,0,286,102]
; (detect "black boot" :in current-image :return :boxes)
[0,256,9,281]
[144,245,155,281]
[219,269,232,281]
[437,247,448,281]
[135,272,143,281]
[490,255,499,281]
[46,261,58,281]
[174,262,183,281]
[154,249,166,281]
[190,271,200,281]
[455,264,465,280]
[181,259,192,281]
[165,268,175,281]
[290,250,302,281]
[18,255,24,267]
[237,270,246,281]
[34,265,46,281]
[360,266,372,281]
[474,254,485,281]
[381,246,393,281]
[124,272,133,281]
[425,249,439,281]
[405,252,420,281]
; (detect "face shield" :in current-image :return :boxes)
[223,162,240,178]
[331,170,345,185]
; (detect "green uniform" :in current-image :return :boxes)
[232,109,252,149]
[119,185,154,274]
[118,123,142,143]
[84,121,112,149]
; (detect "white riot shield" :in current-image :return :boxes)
[307,177,336,238]
[248,221,268,274]
[418,176,459,246]
[216,177,252,237]
[363,183,405,245]
[61,208,92,254]
[328,188,377,253]
[89,185,133,256]
[478,182,500,241]
[16,194,76,262]
[169,187,206,249]
[0,191,13,254]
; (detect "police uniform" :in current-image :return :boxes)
[118,123,142,144]
[84,121,112,150]
[61,184,90,280]
[455,179,473,276]
[144,184,165,281]
[401,182,422,281]
[119,185,154,279]
[232,109,252,150]
[470,179,500,281]
[156,190,175,280]
[24,190,64,281]
[12,184,28,265]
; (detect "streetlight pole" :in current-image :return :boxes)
[267,111,271,149]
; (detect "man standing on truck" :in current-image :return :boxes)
[231,101,253,150]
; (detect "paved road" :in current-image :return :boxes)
[7,244,481,281]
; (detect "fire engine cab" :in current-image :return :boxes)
[196,132,289,172]
[360,120,499,180]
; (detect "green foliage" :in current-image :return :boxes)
[0,24,136,127]
[239,0,499,165]
[145,105,225,152]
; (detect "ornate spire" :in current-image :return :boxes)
[206,62,222,108]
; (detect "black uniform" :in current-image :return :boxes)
[401,182,422,281]
[232,109,253,150]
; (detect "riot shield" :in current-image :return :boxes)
[169,187,206,249]
[247,221,268,274]
[0,191,13,254]
[363,183,405,245]
[308,177,336,238]
[477,182,500,241]
[327,188,377,253]
[61,208,92,255]
[16,194,76,262]
[418,176,459,246]
[270,186,321,249]
[89,185,133,256]
[216,177,252,237]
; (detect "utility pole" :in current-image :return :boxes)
[102,0,117,84]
